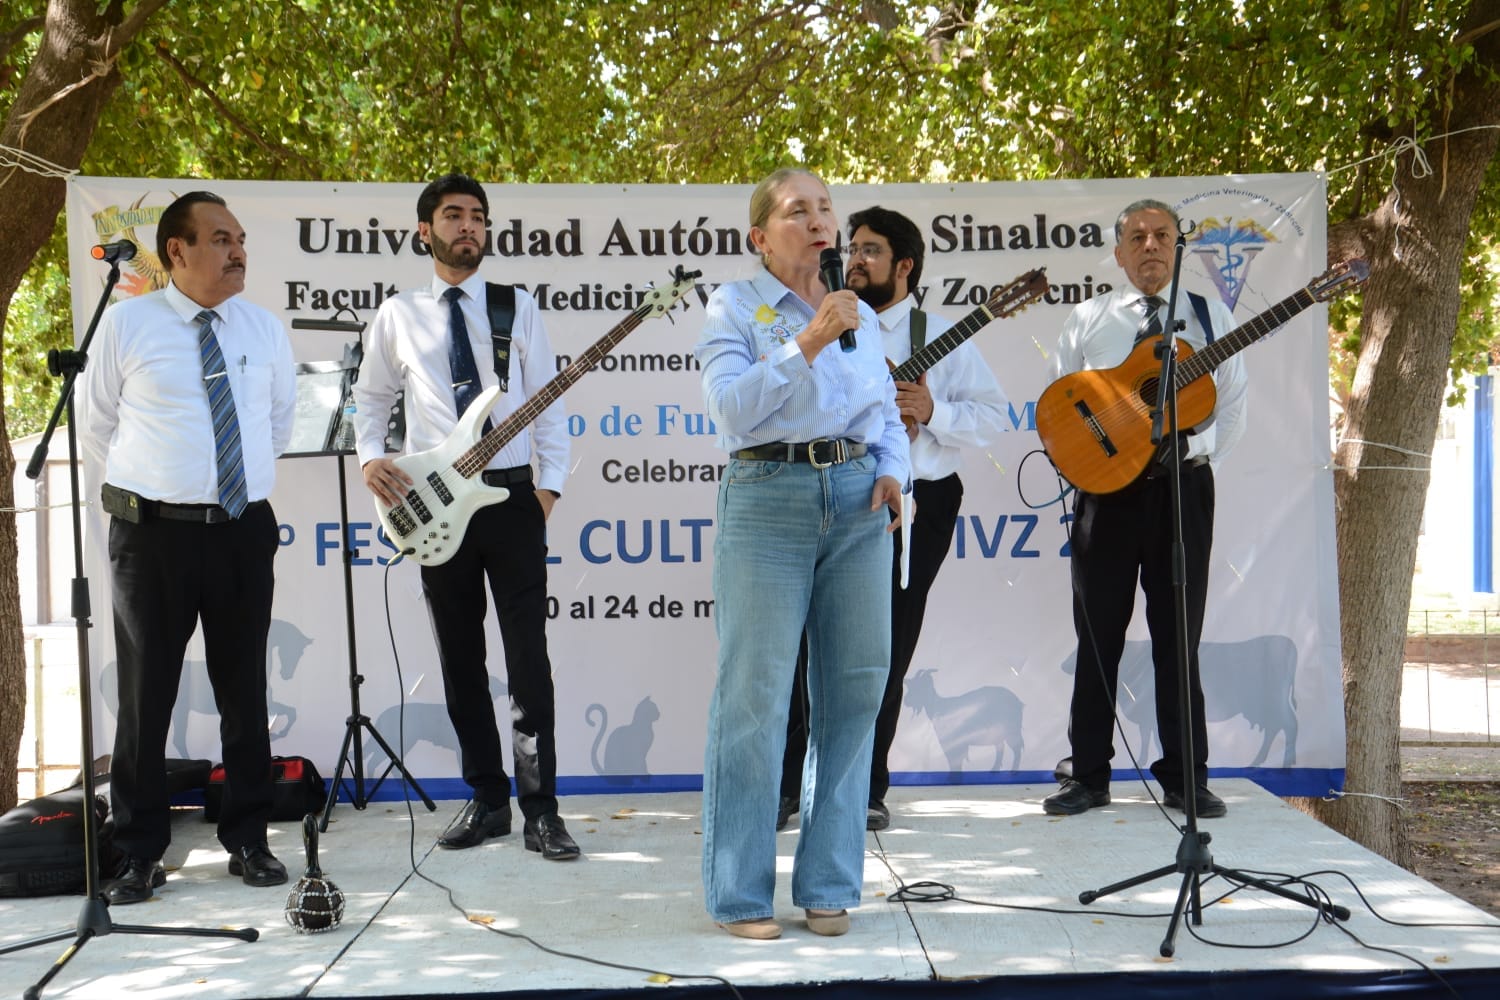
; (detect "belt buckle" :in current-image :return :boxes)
[806,438,841,469]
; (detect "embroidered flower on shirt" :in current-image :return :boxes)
[754,304,777,325]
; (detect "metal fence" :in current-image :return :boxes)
[1403,610,1497,746]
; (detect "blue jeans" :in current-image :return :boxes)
[702,455,891,922]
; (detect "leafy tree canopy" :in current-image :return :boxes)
[3,0,1496,427]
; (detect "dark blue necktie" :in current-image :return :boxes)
[196,309,249,518]
[444,286,491,433]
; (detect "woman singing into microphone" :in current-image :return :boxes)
[695,168,908,940]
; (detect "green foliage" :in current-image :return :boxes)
[3,0,1497,434]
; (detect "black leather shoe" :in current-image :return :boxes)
[1042,779,1111,816]
[866,800,890,831]
[776,796,799,832]
[228,843,288,887]
[438,799,513,850]
[104,856,165,905]
[524,814,581,860]
[1162,785,1228,818]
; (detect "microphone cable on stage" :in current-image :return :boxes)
[373,559,749,1000]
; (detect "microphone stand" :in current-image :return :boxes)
[1075,224,1348,956]
[287,313,435,830]
[0,262,256,1000]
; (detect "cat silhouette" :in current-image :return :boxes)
[585,696,659,786]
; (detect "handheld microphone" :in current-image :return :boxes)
[91,240,137,263]
[818,247,857,352]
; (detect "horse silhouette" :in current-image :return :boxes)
[97,618,313,758]
[585,696,659,785]
[903,669,1025,775]
[1060,634,1299,767]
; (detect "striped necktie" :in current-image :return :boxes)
[196,309,249,518]
[1135,294,1165,344]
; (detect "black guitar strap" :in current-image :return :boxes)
[909,307,927,355]
[484,282,516,392]
[1186,291,1215,345]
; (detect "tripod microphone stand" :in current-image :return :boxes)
[0,256,256,1000]
[1075,224,1349,956]
[287,315,435,831]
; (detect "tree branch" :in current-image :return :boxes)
[0,15,44,65]
[153,39,315,173]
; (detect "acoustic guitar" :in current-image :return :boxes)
[1035,259,1368,494]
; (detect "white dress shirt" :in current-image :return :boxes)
[352,271,569,494]
[79,281,296,504]
[1048,282,1249,464]
[880,296,1008,481]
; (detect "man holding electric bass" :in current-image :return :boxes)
[1039,198,1248,820]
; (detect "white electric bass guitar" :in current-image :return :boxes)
[377,266,701,565]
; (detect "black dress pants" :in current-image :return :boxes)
[782,473,964,802]
[1063,463,1215,794]
[108,502,278,861]
[419,485,558,820]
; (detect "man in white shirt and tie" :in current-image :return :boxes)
[353,173,578,860]
[1041,198,1249,819]
[80,191,297,904]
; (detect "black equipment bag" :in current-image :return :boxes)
[0,787,120,897]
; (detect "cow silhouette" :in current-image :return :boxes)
[585,696,659,785]
[97,619,313,757]
[1060,634,1299,767]
[363,673,507,773]
[903,669,1025,775]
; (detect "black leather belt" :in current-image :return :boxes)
[154,499,265,524]
[732,439,867,468]
[1144,455,1210,479]
[481,466,534,487]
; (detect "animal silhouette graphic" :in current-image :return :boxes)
[1060,634,1299,767]
[364,674,507,773]
[585,696,659,785]
[97,619,313,757]
[903,669,1025,775]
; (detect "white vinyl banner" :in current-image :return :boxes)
[66,174,1344,800]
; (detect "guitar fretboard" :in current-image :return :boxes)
[1175,287,1316,387]
[890,302,996,382]
[450,302,655,478]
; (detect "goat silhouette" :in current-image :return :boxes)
[903,669,1025,775]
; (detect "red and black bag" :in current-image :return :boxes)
[204,755,327,822]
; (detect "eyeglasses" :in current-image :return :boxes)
[840,244,887,261]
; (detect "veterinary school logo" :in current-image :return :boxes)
[90,193,173,301]
[1187,216,1277,313]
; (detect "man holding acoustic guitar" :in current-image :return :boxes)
[1040,198,1248,820]
[353,173,580,860]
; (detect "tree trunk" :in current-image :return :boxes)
[0,0,166,810]
[1312,0,1500,862]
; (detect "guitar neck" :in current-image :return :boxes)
[890,302,994,382]
[1176,287,1316,387]
[452,302,653,476]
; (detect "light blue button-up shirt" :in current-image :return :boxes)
[695,268,909,485]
